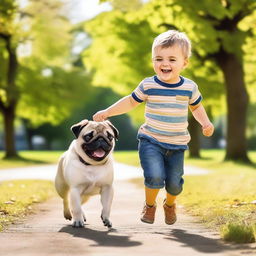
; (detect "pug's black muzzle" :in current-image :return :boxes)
[82,136,113,161]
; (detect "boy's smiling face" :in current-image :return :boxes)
[152,44,188,84]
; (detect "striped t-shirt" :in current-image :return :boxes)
[131,75,202,149]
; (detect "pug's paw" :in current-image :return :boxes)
[64,210,72,220]
[72,219,85,228]
[101,215,112,228]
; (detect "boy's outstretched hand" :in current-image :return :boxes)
[202,123,214,137]
[93,110,108,122]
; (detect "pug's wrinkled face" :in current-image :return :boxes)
[71,120,119,164]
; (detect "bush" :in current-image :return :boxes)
[221,222,255,243]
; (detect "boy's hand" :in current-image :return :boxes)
[202,123,214,137]
[93,110,108,122]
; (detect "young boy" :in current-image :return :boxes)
[93,30,214,225]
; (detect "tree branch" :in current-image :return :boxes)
[0,32,10,41]
[0,98,6,111]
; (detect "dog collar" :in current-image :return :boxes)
[78,156,91,166]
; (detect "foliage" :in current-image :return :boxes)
[143,0,256,121]
[83,11,156,96]
[15,0,86,126]
[83,0,256,162]
[100,0,143,12]
[0,0,91,127]
[22,86,138,150]
[82,1,226,124]
[63,86,139,150]
[82,7,158,126]
[17,66,91,126]
[221,223,255,243]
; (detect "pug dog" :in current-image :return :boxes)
[55,119,119,228]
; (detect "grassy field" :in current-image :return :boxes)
[0,180,56,231]
[0,149,255,242]
[0,151,60,231]
[114,149,256,170]
[0,151,63,169]
[114,149,256,243]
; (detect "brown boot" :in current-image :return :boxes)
[140,203,156,224]
[163,201,177,225]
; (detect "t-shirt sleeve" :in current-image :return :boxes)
[131,80,147,103]
[189,82,202,106]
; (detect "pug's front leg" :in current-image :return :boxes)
[100,185,114,228]
[69,187,84,228]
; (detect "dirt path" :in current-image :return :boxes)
[0,179,255,256]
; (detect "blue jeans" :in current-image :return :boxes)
[138,138,184,196]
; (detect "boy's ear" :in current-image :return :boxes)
[183,58,189,69]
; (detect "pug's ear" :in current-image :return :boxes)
[106,120,119,140]
[71,119,89,138]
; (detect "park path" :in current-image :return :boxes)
[0,163,255,256]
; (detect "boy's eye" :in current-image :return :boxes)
[169,59,176,62]
[154,58,162,62]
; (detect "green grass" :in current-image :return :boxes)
[221,223,256,243]
[178,167,256,243]
[114,149,256,243]
[185,149,256,171]
[0,180,56,231]
[0,151,59,231]
[114,150,140,166]
[0,151,63,169]
[115,149,256,171]
[1,149,255,242]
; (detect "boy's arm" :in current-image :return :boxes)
[93,95,140,122]
[189,103,214,137]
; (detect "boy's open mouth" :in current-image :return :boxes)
[161,69,171,73]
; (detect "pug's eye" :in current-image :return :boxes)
[107,132,114,141]
[83,132,93,142]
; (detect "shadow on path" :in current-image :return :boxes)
[59,225,142,248]
[164,229,255,254]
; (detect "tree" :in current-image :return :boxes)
[0,0,20,157]
[146,0,256,162]
[0,0,81,158]
[89,0,256,162]
[83,1,223,156]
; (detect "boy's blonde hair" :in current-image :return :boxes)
[152,30,191,59]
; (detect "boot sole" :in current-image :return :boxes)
[141,218,154,224]
[165,218,177,225]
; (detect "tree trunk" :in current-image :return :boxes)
[2,105,18,158]
[0,32,19,158]
[216,50,250,162]
[188,115,201,158]
[22,119,35,150]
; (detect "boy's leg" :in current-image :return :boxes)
[163,149,185,225]
[138,139,165,224]
[141,187,159,224]
[145,186,160,206]
[163,192,177,225]
[164,149,184,197]
[163,200,177,225]
[166,192,176,206]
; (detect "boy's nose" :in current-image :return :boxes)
[162,60,169,66]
